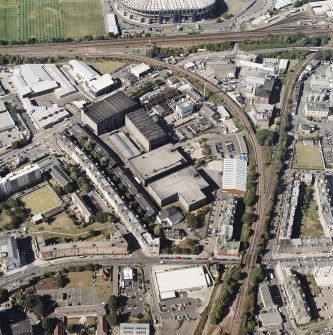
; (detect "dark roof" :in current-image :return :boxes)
[263,78,274,92]
[158,207,182,221]
[135,193,157,217]
[50,165,72,187]
[84,91,137,124]
[126,109,167,142]
[10,320,33,335]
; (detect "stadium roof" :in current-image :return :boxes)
[119,0,215,12]
[155,267,210,297]
[222,159,247,194]
[126,109,167,142]
[84,91,138,124]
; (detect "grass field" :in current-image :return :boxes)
[0,211,11,230]
[0,0,105,42]
[96,275,112,298]
[300,201,324,238]
[21,186,61,215]
[88,60,126,74]
[292,143,323,170]
[67,271,93,288]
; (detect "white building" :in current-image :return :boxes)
[0,164,42,197]
[120,323,149,335]
[175,101,194,118]
[12,64,76,99]
[131,63,151,78]
[68,60,116,97]
[217,105,231,122]
[107,13,119,35]
[155,266,212,300]
[0,101,15,132]
[304,102,330,118]
[222,159,247,195]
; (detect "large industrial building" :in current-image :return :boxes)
[0,101,15,132]
[0,164,42,197]
[128,144,187,185]
[125,109,168,151]
[155,266,212,300]
[147,166,209,212]
[12,64,77,99]
[81,91,138,134]
[116,0,216,24]
[68,60,117,97]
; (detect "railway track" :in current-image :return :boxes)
[0,26,333,53]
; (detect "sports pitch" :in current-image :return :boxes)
[291,142,323,170]
[0,0,105,42]
[21,186,61,215]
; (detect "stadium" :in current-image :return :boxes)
[115,0,216,24]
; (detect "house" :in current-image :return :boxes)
[157,207,184,226]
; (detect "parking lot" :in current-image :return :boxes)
[314,286,333,325]
[159,296,199,321]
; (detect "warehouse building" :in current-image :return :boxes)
[147,166,209,212]
[107,13,120,35]
[68,60,117,97]
[222,159,247,195]
[125,109,168,151]
[12,64,76,99]
[116,0,216,24]
[155,266,212,300]
[109,131,141,160]
[0,101,15,132]
[81,91,138,134]
[128,144,187,185]
[131,63,151,78]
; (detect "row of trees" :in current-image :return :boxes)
[77,136,109,167]
[239,33,330,51]
[14,288,46,318]
[256,129,276,147]
[210,264,242,325]
[66,164,91,194]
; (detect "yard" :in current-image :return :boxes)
[96,274,112,299]
[88,60,126,74]
[299,201,324,238]
[292,142,323,170]
[66,271,93,288]
[26,211,113,242]
[0,0,105,42]
[21,186,61,215]
[0,211,11,230]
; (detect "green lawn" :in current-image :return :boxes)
[300,201,324,238]
[292,142,323,170]
[1,0,105,42]
[21,186,61,215]
[67,271,93,288]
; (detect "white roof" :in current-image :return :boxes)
[119,0,215,12]
[131,63,151,77]
[217,105,230,118]
[122,267,133,280]
[0,111,15,132]
[107,14,119,35]
[69,60,99,81]
[222,159,247,193]
[12,64,76,98]
[88,74,115,93]
[1,164,40,183]
[155,267,209,296]
[0,100,7,112]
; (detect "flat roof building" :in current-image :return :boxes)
[147,166,209,212]
[222,159,247,195]
[131,63,151,78]
[125,109,168,152]
[128,144,187,185]
[155,266,212,300]
[107,13,120,35]
[0,235,20,271]
[81,91,138,134]
[13,64,76,99]
[119,323,150,335]
[0,163,42,197]
[0,110,15,133]
[109,131,141,160]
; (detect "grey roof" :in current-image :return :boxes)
[50,165,72,187]
[126,109,167,142]
[259,311,283,326]
[120,323,150,335]
[85,91,137,124]
[10,319,33,335]
[158,207,182,221]
[0,235,20,269]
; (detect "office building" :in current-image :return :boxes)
[175,101,194,119]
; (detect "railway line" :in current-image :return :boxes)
[0,26,333,54]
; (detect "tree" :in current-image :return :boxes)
[107,311,118,326]
[64,184,74,194]
[41,318,55,335]
[256,129,275,146]
[0,288,9,304]
[154,224,162,237]
[108,295,118,311]
[186,213,198,229]
[242,212,255,225]
[54,274,65,288]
